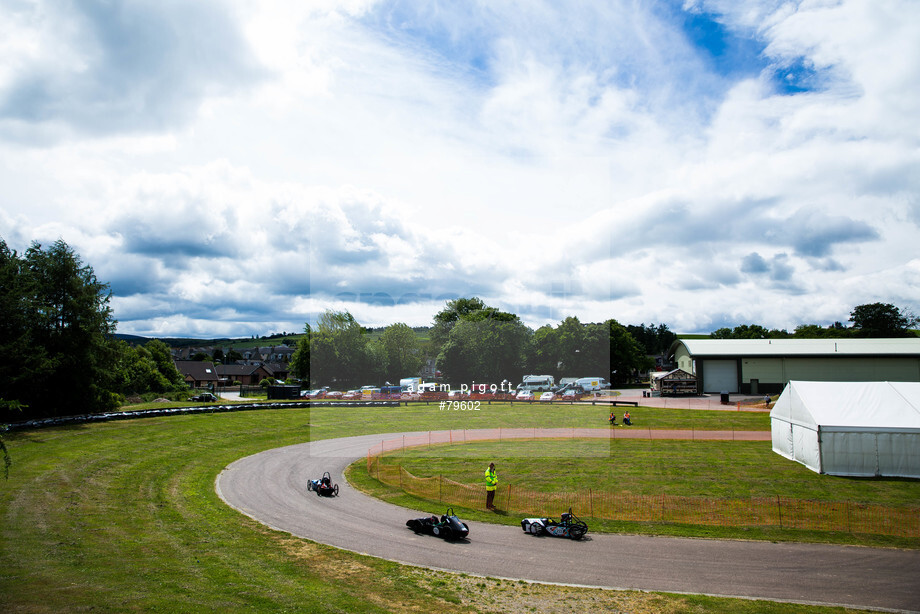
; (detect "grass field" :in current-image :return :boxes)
[0,403,904,612]
[378,439,920,506]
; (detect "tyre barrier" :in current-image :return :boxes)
[3,401,400,432]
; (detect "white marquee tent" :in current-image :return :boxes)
[770,381,920,478]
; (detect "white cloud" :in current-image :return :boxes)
[1,0,918,336]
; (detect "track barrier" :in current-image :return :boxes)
[366,428,919,539]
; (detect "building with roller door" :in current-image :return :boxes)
[668,338,920,395]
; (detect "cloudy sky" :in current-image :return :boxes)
[1,0,918,338]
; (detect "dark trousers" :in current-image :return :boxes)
[486,489,495,508]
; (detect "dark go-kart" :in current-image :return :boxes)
[307,471,339,497]
[406,507,470,540]
[521,508,588,540]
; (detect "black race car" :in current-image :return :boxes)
[307,471,339,497]
[406,507,469,540]
[521,508,588,539]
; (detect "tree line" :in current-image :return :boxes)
[1,239,186,422]
[2,237,916,421]
[291,297,664,389]
[710,303,917,340]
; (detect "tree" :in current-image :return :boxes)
[114,340,185,396]
[290,324,311,383]
[527,317,610,378]
[437,318,530,385]
[375,323,423,383]
[709,324,788,339]
[849,303,914,337]
[0,240,36,418]
[625,323,678,356]
[430,297,488,351]
[309,311,372,388]
[793,324,850,339]
[609,319,651,383]
[0,239,121,418]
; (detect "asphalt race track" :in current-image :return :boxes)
[216,431,920,612]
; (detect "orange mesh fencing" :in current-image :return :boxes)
[365,429,919,539]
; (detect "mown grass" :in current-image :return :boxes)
[0,404,887,613]
[379,439,920,505]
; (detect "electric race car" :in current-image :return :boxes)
[406,507,470,540]
[521,508,588,540]
[307,471,339,497]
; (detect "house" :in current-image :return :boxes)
[174,360,219,389]
[215,364,274,386]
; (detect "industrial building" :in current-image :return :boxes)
[668,338,920,394]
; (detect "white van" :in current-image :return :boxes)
[517,374,555,392]
[575,377,611,392]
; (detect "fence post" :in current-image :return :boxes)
[777,495,783,528]
[507,484,512,510]
[439,474,442,502]
[589,488,594,517]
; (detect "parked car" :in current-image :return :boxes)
[190,392,217,403]
[342,390,362,400]
[539,391,555,402]
[561,389,579,399]
[515,390,534,400]
[325,390,343,398]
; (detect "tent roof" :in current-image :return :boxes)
[771,381,920,429]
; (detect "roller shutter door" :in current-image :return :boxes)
[702,360,738,393]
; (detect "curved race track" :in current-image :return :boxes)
[216,431,920,612]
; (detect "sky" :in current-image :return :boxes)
[1,0,918,338]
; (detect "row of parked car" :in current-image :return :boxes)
[298,386,589,402]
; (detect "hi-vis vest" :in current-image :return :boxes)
[484,467,498,491]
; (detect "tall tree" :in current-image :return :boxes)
[430,297,488,351]
[290,324,311,383]
[0,240,36,416]
[609,319,651,383]
[309,311,372,388]
[626,323,678,355]
[437,318,530,385]
[2,239,121,418]
[849,302,914,337]
[376,323,423,383]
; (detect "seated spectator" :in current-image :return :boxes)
[623,411,632,426]
[609,412,616,424]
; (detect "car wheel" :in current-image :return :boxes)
[332,484,339,497]
[432,526,440,536]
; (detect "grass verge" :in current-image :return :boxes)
[0,405,890,612]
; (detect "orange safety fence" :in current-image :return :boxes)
[365,429,919,539]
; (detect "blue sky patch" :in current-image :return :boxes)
[358,0,496,86]
[674,6,766,78]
